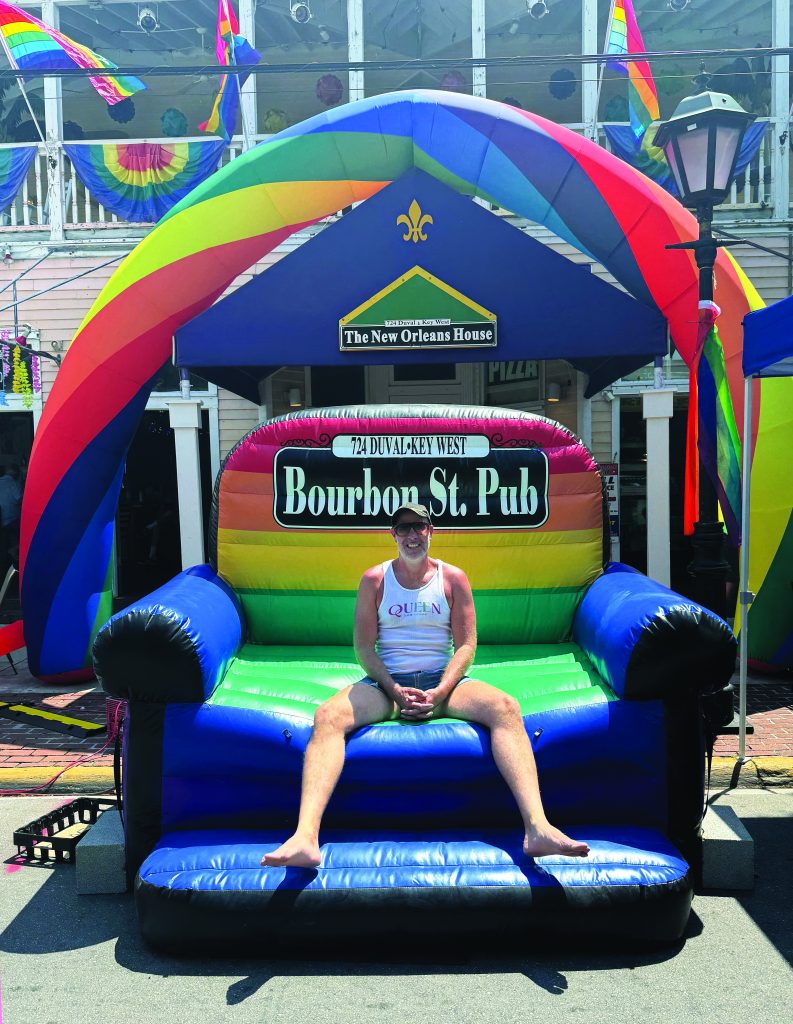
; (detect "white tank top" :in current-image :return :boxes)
[376,560,453,674]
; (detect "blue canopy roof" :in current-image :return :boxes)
[743,295,793,377]
[176,169,667,403]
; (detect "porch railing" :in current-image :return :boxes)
[0,135,273,232]
[0,120,781,235]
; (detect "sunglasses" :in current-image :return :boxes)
[393,521,431,537]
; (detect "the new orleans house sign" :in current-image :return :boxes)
[339,266,497,352]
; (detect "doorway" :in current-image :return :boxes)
[366,363,481,405]
[115,409,212,604]
[0,411,33,610]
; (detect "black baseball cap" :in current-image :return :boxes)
[391,503,432,526]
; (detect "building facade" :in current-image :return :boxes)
[0,0,790,601]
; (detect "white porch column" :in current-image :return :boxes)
[582,0,599,142]
[771,0,790,220]
[41,0,64,240]
[471,0,486,99]
[642,389,674,587]
[239,0,258,145]
[168,400,205,568]
[348,0,364,102]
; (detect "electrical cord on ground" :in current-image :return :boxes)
[0,699,125,796]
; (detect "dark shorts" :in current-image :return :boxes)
[357,669,472,695]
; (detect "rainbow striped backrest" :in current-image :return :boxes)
[211,406,607,645]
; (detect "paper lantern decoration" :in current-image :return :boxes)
[316,74,343,107]
[161,107,188,137]
[262,108,288,133]
[440,71,466,93]
[549,69,576,101]
[603,95,629,122]
[108,98,135,124]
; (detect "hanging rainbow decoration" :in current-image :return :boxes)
[0,143,36,212]
[64,140,225,223]
[683,302,742,544]
[604,0,660,140]
[18,91,789,681]
[0,0,144,106]
[198,0,259,144]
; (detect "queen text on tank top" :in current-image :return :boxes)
[376,560,453,674]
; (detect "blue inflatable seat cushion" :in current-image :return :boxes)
[135,826,692,949]
[208,642,615,723]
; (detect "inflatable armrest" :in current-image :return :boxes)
[93,565,245,703]
[573,563,736,700]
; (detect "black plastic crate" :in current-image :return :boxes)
[13,797,117,863]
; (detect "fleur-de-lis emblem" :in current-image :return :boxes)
[396,199,433,243]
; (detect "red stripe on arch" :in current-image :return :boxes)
[21,225,310,571]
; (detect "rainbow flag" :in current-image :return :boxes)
[199,0,259,144]
[0,0,144,106]
[604,0,660,140]
[684,302,742,545]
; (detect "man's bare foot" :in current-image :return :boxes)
[261,834,321,868]
[523,823,590,859]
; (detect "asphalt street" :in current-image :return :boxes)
[0,788,791,1024]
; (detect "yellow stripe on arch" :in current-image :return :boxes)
[75,178,390,336]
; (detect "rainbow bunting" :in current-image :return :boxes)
[605,0,660,140]
[0,1,144,106]
[64,140,225,224]
[684,302,742,545]
[0,143,36,211]
[199,0,259,144]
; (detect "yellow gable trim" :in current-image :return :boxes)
[339,265,496,326]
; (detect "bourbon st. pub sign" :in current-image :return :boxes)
[274,431,548,531]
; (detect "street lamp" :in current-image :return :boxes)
[653,73,755,616]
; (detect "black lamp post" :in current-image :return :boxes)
[653,73,755,617]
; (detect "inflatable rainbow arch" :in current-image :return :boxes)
[19,91,791,678]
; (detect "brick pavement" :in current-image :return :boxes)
[0,648,791,793]
[714,680,793,757]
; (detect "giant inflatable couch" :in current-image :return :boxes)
[93,406,736,953]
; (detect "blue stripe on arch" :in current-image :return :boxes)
[37,462,123,676]
[274,92,651,297]
[21,380,152,676]
[447,104,658,310]
[269,93,590,257]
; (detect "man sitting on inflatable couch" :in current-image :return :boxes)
[264,501,589,869]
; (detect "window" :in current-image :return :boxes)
[365,1,473,99]
[486,1,583,124]
[598,0,773,125]
[255,0,349,132]
[58,2,221,140]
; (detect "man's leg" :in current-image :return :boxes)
[444,680,589,858]
[262,683,393,867]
